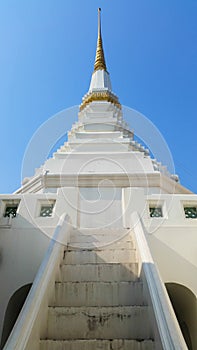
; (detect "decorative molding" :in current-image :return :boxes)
[80,90,121,111]
[14,172,192,195]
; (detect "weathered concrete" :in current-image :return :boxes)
[63,248,136,264]
[46,306,152,340]
[60,263,139,282]
[40,231,155,349]
[53,281,144,307]
[40,339,155,350]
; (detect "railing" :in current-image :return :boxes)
[131,211,188,350]
[3,213,72,350]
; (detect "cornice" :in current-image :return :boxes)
[15,173,192,195]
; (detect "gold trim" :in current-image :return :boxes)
[80,91,121,111]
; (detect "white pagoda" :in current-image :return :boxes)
[0,8,196,350]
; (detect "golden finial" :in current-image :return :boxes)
[94,8,107,72]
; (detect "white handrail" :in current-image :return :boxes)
[131,211,188,350]
[3,213,72,350]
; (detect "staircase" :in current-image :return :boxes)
[40,229,155,349]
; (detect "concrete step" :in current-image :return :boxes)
[69,229,133,248]
[40,339,155,350]
[67,240,134,250]
[60,263,139,282]
[63,249,137,264]
[46,306,152,340]
[68,239,134,250]
[52,281,144,307]
[69,232,131,240]
[71,228,130,237]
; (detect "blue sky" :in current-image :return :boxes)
[0,0,196,193]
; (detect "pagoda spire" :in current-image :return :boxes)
[79,8,121,111]
[94,8,107,72]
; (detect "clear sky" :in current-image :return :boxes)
[0,0,196,193]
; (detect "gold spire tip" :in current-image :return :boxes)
[98,8,101,36]
[94,7,107,72]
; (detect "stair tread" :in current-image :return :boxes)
[40,338,154,342]
[65,247,135,251]
[46,306,152,340]
[52,281,145,307]
[67,243,134,249]
[71,228,130,234]
[68,229,133,248]
[60,263,139,282]
[63,249,137,264]
[61,262,138,266]
[55,281,142,284]
[49,305,148,312]
[40,339,155,350]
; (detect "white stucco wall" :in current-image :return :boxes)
[0,218,50,341]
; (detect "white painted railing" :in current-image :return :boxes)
[3,213,72,350]
[131,211,188,350]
